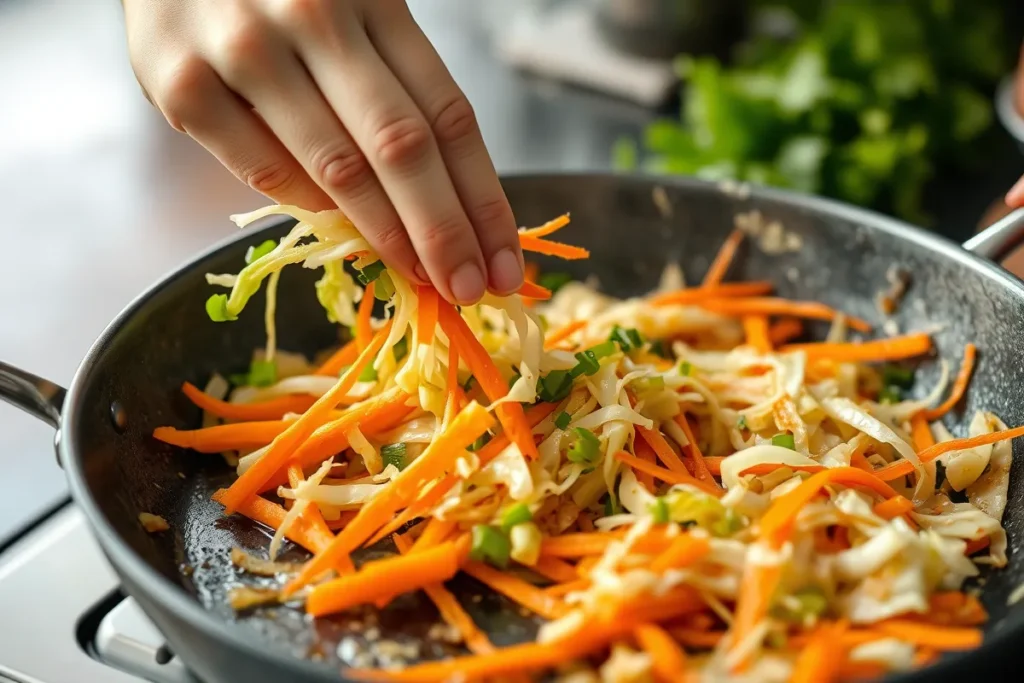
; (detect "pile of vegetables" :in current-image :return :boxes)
[620,0,1013,224]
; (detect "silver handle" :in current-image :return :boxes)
[962,207,1024,262]
[0,361,66,429]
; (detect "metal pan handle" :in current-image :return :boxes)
[0,361,66,429]
[962,207,1024,262]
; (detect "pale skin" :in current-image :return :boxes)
[123,0,525,305]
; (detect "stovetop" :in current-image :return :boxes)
[0,503,194,683]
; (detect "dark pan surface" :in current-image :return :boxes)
[62,174,1024,681]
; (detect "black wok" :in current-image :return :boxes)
[3,174,1024,683]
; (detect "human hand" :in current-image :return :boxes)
[123,0,524,304]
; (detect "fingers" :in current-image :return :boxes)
[1007,175,1024,209]
[288,2,488,304]
[366,2,524,295]
[148,55,332,209]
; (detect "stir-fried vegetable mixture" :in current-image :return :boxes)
[155,205,1019,682]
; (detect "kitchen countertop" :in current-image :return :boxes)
[0,0,1020,547]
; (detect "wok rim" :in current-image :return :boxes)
[59,172,1024,681]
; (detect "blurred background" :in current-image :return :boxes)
[0,0,1022,546]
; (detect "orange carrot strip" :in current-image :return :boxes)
[462,561,569,620]
[635,624,687,683]
[412,517,457,552]
[181,382,319,421]
[790,621,848,683]
[306,539,465,617]
[211,488,338,559]
[910,413,937,452]
[703,455,724,476]
[519,214,571,238]
[355,281,375,352]
[615,450,707,489]
[443,342,460,429]
[649,281,775,307]
[531,556,578,583]
[768,317,804,346]
[674,414,716,486]
[634,429,722,497]
[781,333,931,363]
[540,528,674,559]
[926,592,987,626]
[437,299,537,459]
[286,464,334,547]
[524,261,539,283]
[153,421,289,453]
[315,340,359,377]
[517,280,553,301]
[875,423,1024,481]
[668,628,725,649]
[964,536,991,556]
[873,495,914,520]
[220,321,393,514]
[922,343,976,420]
[285,402,495,594]
[703,229,744,286]
[544,320,587,350]
[739,463,825,476]
[631,438,658,492]
[729,560,783,672]
[518,234,589,260]
[743,315,772,353]
[699,297,872,333]
[543,579,589,598]
[416,285,438,346]
[873,620,982,650]
[649,534,711,574]
[393,534,494,655]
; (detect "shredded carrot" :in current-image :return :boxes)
[674,414,717,487]
[355,281,375,351]
[615,450,714,492]
[768,317,804,346]
[543,320,587,350]
[635,624,688,683]
[790,621,848,683]
[437,299,537,459]
[306,537,466,617]
[926,592,987,626]
[631,438,658,492]
[729,559,783,672]
[153,420,289,453]
[649,533,711,574]
[739,463,826,477]
[669,628,725,649]
[875,423,1024,481]
[910,412,936,452]
[524,261,539,283]
[180,382,320,421]
[540,528,674,559]
[782,332,932,363]
[849,446,873,472]
[963,536,991,556]
[543,579,589,597]
[416,285,438,346]
[211,489,339,560]
[285,402,495,594]
[743,315,772,353]
[922,343,976,420]
[462,561,569,620]
[286,464,334,548]
[393,534,494,654]
[636,425,689,475]
[873,495,914,520]
[531,556,578,583]
[519,214,571,238]
[698,297,873,333]
[517,280,553,301]
[874,619,982,650]
[219,321,394,514]
[443,342,460,429]
[703,456,725,476]
[315,339,358,376]
[518,234,590,260]
[650,281,774,307]
[413,517,457,552]
[703,229,744,286]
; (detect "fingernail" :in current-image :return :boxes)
[1007,175,1024,208]
[413,263,429,283]
[449,262,486,304]
[488,248,525,294]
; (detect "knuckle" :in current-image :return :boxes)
[418,215,471,254]
[468,196,515,235]
[213,20,271,77]
[157,55,214,128]
[431,95,478,145]
[312,144,374,196]
[244,159,300,197]
[372,115,432,171]
[370,222,411,253]
[274,0,331,29]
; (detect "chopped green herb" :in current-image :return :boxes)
[355,260,386,286]
[878,385,902,404]
[538,370,573,403]
[245,240,277,264]
[469,525,510,568]
[566,427,601,465]
[230,359,277,387]
[381,443,408,471]
[554,411,571,430]
[666,490,746,537]
[679,361,693,376]
[881,365,915,389]
[571,350,600,378]
[772,433,796,450]
[500,503,533,532]
[537,272,573,293]
[649,339,669,358]
[392,336,409,362]
[651,497,670,524]
[374,272,396,301]
[587,341,618,360]
[609,325,644,352]
[205,294,235,322]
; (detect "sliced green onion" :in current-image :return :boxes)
[554,411,571,430]
[881,365,915,389]
[359,362,378,382]
[878,385,902,404]
[679,361,693,376]
[381,443,408,471]
[609,325,644,352]
[651,497,670,524]
[374,271,396,301]
[770,585,828,624]
[634,375,666,392]
[649,339,669,358]
[230,359,276,387]
[355,260,387,286]
[571,350,600,377]
[538,370,573,403]
[469,525,511,568]
[205,294,235,322]
[566,427,600,465]
[392,336,409,362]
[500,503,533,532]
[537,272,573,293]
[603,492,623,516]
[587,341,617,360]
[245,239,277,264]
[771,433,796,450]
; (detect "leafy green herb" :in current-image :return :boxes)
[881,365,915,389]
[772,433,796,450]
[500,503,533,532]
[469,525,510,568]
[374,272,396,301]
[571,350,600,378]
[355,261,387,286]
[609,325,644,352]
[537,272,573,293]
[566,427,601,465]
[538,370,573,403]
[381,443,408,471]
[245,240,277,264]
[554,411,572,430]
